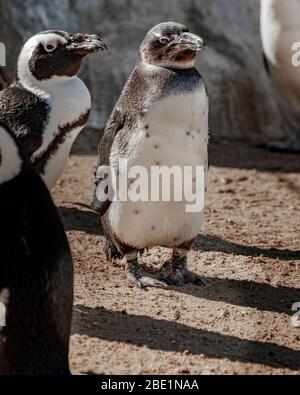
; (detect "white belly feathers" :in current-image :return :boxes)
[108,86,209,249]
[33,77,91,189]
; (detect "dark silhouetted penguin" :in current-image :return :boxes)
[0,120,73,375]
[92,22,208,288]
[0,30,107,189]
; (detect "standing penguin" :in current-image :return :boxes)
[261,0,300,152]
[0,121,73,375]
[0,30,107,189]
[91,22,208,288]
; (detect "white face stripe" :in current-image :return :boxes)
[27,33,68,48]
[0,126,22,185]
[17,33,69,96]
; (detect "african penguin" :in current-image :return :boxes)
[0,30,107,189]
[0,121,73,375]
[261,0,300,152]
[91,22,208,288]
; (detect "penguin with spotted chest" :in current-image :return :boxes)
[0,121,73,375]
[0,30,107,189]
[92,22,209,288]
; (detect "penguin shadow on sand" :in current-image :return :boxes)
[58,205,104,236]
[176,235,300,314]
[72,305,300,371]
[62,207,299,315]
[134,234,300,315]
[59,202,300,316]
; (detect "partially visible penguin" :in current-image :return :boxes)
[0,30,107,189]
[91,22,208,288]
[261,0,300,152]
[0,121,73,375]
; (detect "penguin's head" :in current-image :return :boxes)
[140,22,206,69]
[17,30,107,86]
[0,121,24,186]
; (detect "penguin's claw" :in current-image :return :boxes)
[127,273,168,289]
[160,269,205,286]
[126,257,168,289]
[139,276,168,288]
[127,272,143,289]
[160,255,206,287]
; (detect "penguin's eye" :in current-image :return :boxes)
[44,43,57,53]
[159,37,170,45]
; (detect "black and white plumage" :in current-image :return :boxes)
[92,22,208,288]
[261,0,300,152]
[0,121,73,375]
[0,30,106,189]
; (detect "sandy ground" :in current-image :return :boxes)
[52,129,300,375]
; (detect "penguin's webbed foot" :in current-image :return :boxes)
[160,249,205,287]
[126,253,167,289]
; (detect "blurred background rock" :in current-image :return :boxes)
[0,0,284,140]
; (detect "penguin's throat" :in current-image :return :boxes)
[19,72,77,100]
[144,57,196,70]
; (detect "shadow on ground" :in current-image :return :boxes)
[195,235,300,261]
[73,305,300,370]
[59,207,103,236]
[169,275,300,315]
[60,207,300,315]
[59,206,300,263]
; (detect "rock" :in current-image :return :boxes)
[0,0,283,140]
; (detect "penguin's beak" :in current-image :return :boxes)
[178,33,206,52]
[66,33,107,55]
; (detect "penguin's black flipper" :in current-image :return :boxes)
[91,109,125,215]
[0,83,48,158]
